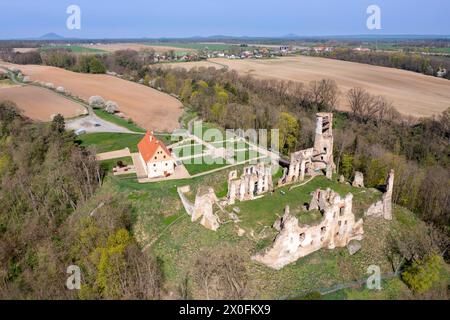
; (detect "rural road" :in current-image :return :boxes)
[1,65,136,134]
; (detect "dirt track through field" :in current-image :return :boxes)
[0,85,86,121]
[3,63,183,131]
[168,56,450,117]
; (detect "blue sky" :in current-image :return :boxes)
[0,0,448,39]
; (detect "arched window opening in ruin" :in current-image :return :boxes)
[339,207,345,216]
[321,226,326,235]
[299,233,305,242]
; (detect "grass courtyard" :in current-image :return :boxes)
[76,132,144,153]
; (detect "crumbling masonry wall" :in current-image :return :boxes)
[252,188,364,270]
[365,169,394,220]
[177,185,221,231]
[227,163,273,205]
[279,113,336,186]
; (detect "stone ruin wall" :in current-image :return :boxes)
[252,188,364,270]
[365,169,395,221]
[227,163,273,205]
[279,113,336,186]
[177,185,221,231]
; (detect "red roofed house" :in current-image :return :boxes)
[138,131,175,178]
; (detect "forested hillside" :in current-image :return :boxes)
[0,102,161,299]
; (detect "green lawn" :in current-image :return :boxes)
[76,132,144,153]
[192,122,225,142]
[182,155,229,175]
[173,144,207,158]
[40,45,106,53]
[229,175,379,232]
[99,156,133,172]
[93,109,146,133]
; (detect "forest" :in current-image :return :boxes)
[0,103,162,299]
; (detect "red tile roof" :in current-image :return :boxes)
[138,131,171,163]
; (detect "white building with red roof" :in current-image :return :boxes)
[138,131,175,178]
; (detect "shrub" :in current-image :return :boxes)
[89,96,106,109]
[402,254,444,294]
[105,101,118,114]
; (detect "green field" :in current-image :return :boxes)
[76,132,144,153]
[40,45,106,53]
[93,109,146,133]
[146,42,243,52]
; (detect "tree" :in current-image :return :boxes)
[402,254,444,294]
[277,112,299,154]
[88,57,107,74]
[105,101,118,114]
[88,96,106,109]
[51,114,65,134]
[192,247,248,300]
[340,153,354,179]
[309,79,339,111]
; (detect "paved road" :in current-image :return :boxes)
[65,114,135,134]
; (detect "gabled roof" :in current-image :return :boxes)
[138,131,171,163]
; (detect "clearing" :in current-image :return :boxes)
[169,56,450,117]
[3,63,183,132]
[0,85,86,121]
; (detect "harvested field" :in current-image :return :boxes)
[171,56,450,117]
[81,43,196,54]
[2,63,183,132]
[13,48,37,53]
[0,85,86,121]
[162,60,227,70]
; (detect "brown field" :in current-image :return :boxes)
[168,56,450,117]
[1,63,183,131]
[13,48,38,53]
[0,85,86,121]
[81,43,196,54]
[162,60,224,69]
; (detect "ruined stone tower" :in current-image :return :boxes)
[365,169,395,221]
[312,113,335,173]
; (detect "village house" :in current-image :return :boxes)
[138,131,175,179]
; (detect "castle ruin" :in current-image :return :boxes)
[178,185,221,231]
[252,188,364,270]
[365,169,395,220]
[227,163,273,205]
[280,113,336,185]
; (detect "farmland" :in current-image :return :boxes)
[2,63,184,132]
[0,85,85,121]
[80,42,196,54]
[40,44,106,53]
[169,56,450,117]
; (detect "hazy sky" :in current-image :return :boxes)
[0,0,449,39]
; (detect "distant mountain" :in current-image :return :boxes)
[39,33,67,40]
